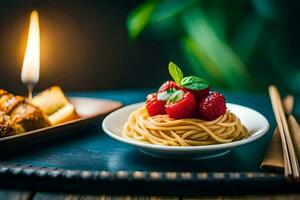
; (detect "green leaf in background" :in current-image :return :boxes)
[205,2,226,41]
[180,37,223,87]
[127,0,300,93]
[150,0,199,22]
[252,0,277,20]
[231,15,263,62]
[181,8,253,90]
[127,0,158,40]
[168,61,184,85]
[181,76,209,90]
[126,0,200,40]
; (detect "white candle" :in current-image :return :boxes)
[21,10,40,99]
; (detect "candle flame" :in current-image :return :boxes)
[21,10,40,85]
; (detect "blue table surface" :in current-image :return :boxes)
[0,89,299,173]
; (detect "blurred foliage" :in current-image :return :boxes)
[127,0,300,93]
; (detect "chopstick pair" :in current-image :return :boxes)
[268,85,300,180]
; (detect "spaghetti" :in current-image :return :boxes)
[123,106,248,146]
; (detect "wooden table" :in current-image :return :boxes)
[1,188,300,200]
[0,90,300,199]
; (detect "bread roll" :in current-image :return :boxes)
[32,86,78,125]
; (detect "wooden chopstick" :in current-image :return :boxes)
[269,85,300,180]
[276,93,300,179]
[283,95,294,115]
[289,115,300,162]
[269,86,292,178]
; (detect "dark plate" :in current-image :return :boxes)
[0,97,122,151]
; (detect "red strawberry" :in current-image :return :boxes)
[165,91,197,119]
[198,92,226,121]
[158,81,179,93]
[146,93,166,116]
[186,86,210,100]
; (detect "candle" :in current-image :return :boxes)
[21,10,40,100]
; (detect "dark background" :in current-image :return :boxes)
[0,0,299,95]
[0,0,169,95]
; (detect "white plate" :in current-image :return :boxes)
[102,102,269,159]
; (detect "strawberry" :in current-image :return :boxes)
[198,92,226,121]
[158,80,179,93]
[146,93,166,116]
[185,86,210,101]
[165,91,197,119]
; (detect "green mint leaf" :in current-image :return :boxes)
[167,90,184,105]
[168,62,184,86]
[181,76,209,90]
[157,88,177,101]
[127,1,157,40]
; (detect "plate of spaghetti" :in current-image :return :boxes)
[102,62,269,159]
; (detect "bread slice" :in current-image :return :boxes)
[48,104,78,125]
[32,86,78,125]
[32,86,69,115]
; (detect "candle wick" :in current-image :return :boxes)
[28,84,34,101]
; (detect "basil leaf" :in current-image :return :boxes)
[167,90,184,104]
[181,76,209,90]
[168,62,184,86]
[157,88,177,101]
